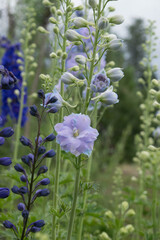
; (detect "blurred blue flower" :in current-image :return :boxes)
[90,69,110,93]
[0,39,28,127]
[55,113,99,156]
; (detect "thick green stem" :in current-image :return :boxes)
[66,157,81,240]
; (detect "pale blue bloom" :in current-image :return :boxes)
[90,69,110,92]
[55,113,99,157]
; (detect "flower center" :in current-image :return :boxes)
[73,127,79,137]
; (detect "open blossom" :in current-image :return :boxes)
[90,69,110,92]
[55,113,99,157]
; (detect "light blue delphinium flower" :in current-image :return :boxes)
[54,113,99,157]
[90,69,110,92]
[44,88,63,112]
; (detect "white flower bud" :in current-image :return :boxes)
[108,39,122,50]
[37,26,49,34]
[61,72,79,84]
[65,29,89,42]
[14,89,20,96]
[107,68,124,82]
[98,17,109,30]
[75,55,86,65]
[89,0,97,9]
[125,224,134,234]
[108,15,124,25]
[72,17,94,29]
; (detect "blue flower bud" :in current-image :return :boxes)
[3,220,15,229]
[44,133,56,142]
[32,220,45,227]
[0,188,10,198]
[30,105,38,117]
[46,96,58,105]
[47,107,58,113]
[35,136,43,145]
[20,175,27,182]
[0,157,12,166]
[11,185,19,194]
[38,146,46,155]
[0,127,14,137]
[0,137,5,145]
[22,210,29,219]
[43,149,56,158]
[20,136,32,147]
[38,89,45,99]
[19,187,28,194]
[36,178,50,187]
[14,164,25,173]
[30,226,41,233]
[90,69,110,92]
[36,189,50,197]
[17,203,25,211]
[37,166,48,176]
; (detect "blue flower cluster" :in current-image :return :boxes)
[0,37,28,127]
[3,91,56,238]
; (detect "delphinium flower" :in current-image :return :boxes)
[90,68,110,93]
[3,90,56,239]
[55,113,99,156]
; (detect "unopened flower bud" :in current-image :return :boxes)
[42,0,52,6]
[37,26,49,34]
[65,29,89,42]
[121,201,129,214]
[72,17,94,28]
[89,0,97,9]
[99,232,111,240]
[108,15,124,25]
[56,50,62,57]
[57,10,63,16]
[104,210,114,219]
[49,17,57,24]
[51,6,56,14]
[74,5,83,11]
[108,39,122,50]
[69,65,80,71]
[61,72,79,84]
[50,52,57,58]
[75,55,86,65]
[62,52,67,59]
[98,17,109,30]
[53,27,59,34]
[107,68,124,82]
[125,209,136,217]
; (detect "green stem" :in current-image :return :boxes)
[77,103,98,240]
[52,1,70,238]
[152,164,157,240]
[66,156,81,240]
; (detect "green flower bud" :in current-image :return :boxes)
[104,210,115,219]
[99,232,111,240]
[152,79,159,87]
[57,10,63,16]
[108,15,124,25]
[148,145,157,151]
[108,6,115,12]
[29,71,35,76]
[53,27,59,34]
[49,17,57,24]
[65,29,89,42]
[16,59,23,64]
[56,50,62,57]
[98,17,109,30]
[125,209,136,217]
[89,0,97,9]
[69,66,80,71]
[125,224,134,234]
[74,5,83,11]
[62,52,67,59]
[42,0,52,6]
[75,55,86,65]
[139,151,150,160]
[121,201,129,214]
[31,62,38,68]
[37,26,49,34]
[156,91,160,103]
[51,6,56,14]
[7,98,12,104]
[50,52,57,58]
[131,176,137,182]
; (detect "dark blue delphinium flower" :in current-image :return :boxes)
[0,157,12,166]
[0,39,28,127]
[37,165,48,176]
[0,127,14,137]
[0,188,10,198]
[3,220,18,233]
[20,136,32,147]
[17,203,25,211]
